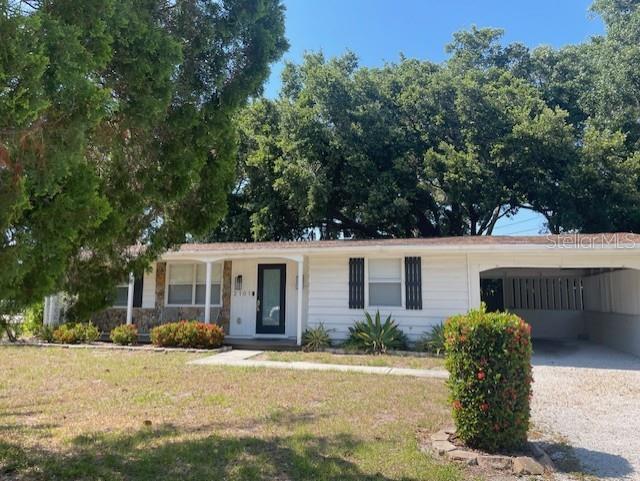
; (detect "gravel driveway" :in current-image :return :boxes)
[531,341,640,480]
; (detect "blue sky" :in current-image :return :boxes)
[264,0,605,235]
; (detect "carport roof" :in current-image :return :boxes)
[172,232,640,253]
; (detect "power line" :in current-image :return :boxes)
[499,226,548,236]
[493,216,542,231]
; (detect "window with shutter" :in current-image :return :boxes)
[349,258,365,309]
[404,257,422,310]
[368,258,402,307]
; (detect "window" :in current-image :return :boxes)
[167,263,222,306]
[112,276,143,308]
[368,258,402,307]
[113,284,129,307]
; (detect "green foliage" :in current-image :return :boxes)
[211,49,577,239]
[110,324,138,346]
[444,306,532,453]
[0,0,287,320]
[347,311,408,354]
[35,324,55,343]
[150,321,225,349]
[416,323,446,356]
[302,324,332,352]
[22,302,44,336]
[52,323,100,344]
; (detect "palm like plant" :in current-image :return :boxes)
[417,322,446,356]
[347,310,408,354]
[302,324,332,351]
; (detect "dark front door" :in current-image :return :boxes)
[256,264,286,334]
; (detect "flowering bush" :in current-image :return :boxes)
[110,324,138,345]
[52,322,100,344]
[444,305,532,452]
[150,321,224,349]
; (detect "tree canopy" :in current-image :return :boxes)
[0,0,287,317]
[211,0,640,241]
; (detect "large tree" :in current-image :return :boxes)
[211,50,577,240]
[526,0,640,231]
[0,0,287,319]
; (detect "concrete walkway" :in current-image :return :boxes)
[189,350,449,379]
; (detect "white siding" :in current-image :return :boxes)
[142,263,156,308]
[306,253,469,342]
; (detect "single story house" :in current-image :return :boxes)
[43,233,640,356]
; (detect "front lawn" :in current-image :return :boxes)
[255,351,445,370]
[0,346,464,481]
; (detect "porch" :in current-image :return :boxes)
[89,253,308,346]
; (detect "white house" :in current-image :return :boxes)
[44,233,640,356]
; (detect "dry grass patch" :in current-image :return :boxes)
[255,351,445,370]
[0,346,465,481]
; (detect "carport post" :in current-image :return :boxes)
[126,273,134,325]
[204,261,212,324]
[296,258,304,346]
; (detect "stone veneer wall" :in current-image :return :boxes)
[91,306,224,334]
[155,262,166,309]
[91,260,231,335]
[220,260,232,334]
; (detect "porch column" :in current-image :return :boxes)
[46,295,56,326]
[43,297,50,326]
[204,261,212,324]
[296,257,304,346]
[126,273,134,325]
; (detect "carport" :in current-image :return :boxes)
[466,239,640,357]
[479,267,640,356]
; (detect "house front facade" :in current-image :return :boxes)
[44,233,640,356]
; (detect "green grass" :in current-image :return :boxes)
[255,351,446,370]
[0,346,466,481]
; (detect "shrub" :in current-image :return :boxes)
[110,324,138,345]
[52,322,100,344]
[302,324,332,351]
[77,322,100,343]
[416,322,446,356]
[35,324,55,343]
[150,321,224,349]
[22,302,44,336]
[444,305,532,453]
[346,310,408,354]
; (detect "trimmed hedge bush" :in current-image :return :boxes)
[110,324,138,345]
[52,322,100,344]
[150,321,224,349]
[444,306,532,452]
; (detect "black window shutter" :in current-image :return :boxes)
[405,257,422,310]
[133,275,144,308]
[349,258,365,309]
